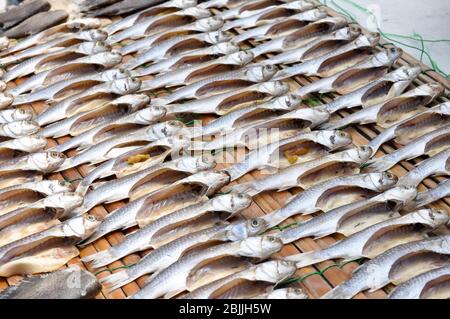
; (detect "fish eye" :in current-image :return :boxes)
[86,215,97,222]
[251,219,260,227]
[59,181,67,186]
[268,236,276,242]
[338,131,347,137]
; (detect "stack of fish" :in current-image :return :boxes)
[0,0,448,299]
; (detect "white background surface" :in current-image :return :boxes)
[322,0,450,75]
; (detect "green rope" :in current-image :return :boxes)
[64,177,82,183]
[282,258,363,285]
[94,263,136,276]
[323,0,450,78]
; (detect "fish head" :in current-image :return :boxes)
[259,81,290,96]
[147,120,185,139]
[83,29,108,41]
[31,151,66,172]
[375,47,402,66]
[96,51,123,68]
[64,214,100,239]
[0,36,9,50]
[67,18,101,30]
[247,65,278,82]
[37,180,74,195]
[226,218,268,241]
[415,83,445,98]
[211,42,240,55]
[77,41,111,55]
[272,94,302,111]
[228,50,254,66]
[183,6,211,18]
[318,130,352,150]
[113,93,149,108]
[7,108,35,122]
[171,154,216,173]
[205,30,232,43]
[391,65,422,81]
[304,108,330,127]
[333,25,361,41]
[412,208,449,229]
[101,68,130,82]
[345,145,372,163]
[4,120,39,137]
[355,32,380,47]
[304,8,328,21]
[132,105,165,124]
[438,101,450,115]
[380,185,417,207]
[254,260,297,283]
[269,287,308,299]
[195,16,224,31]
[0,80,6,92]
[174,0,198,8]
[13,135,48,152]
[211,193,252,215]
[43,192,84,210]
[0,68,5,79]
[0,93,14,109]
[111,77,141,94]
[368,172,398,191]
[239,235,283,258]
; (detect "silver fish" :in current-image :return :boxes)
[99,218,267,293]
[195,107,329,150]
[0,151,65,173]
[0,135,47,154]
[36,77,141,126]
[152,65,278,106]
[118,16,224,55]
[252,287,308,299]
[10,53,124,100]
[3,41,111,83]
[82,193,252,268]
[322,65,421,114]
[367,124,450,172]
[222,0,319,31]
[295,47,403,97]
[165,80,289,115]
[0,121,39,138]
[195,94,301,137]
[277,185,417,244]
[250,16,349,57]
[320,83,444,130]
[184,260,297,299]
[0,29,107,66]
[139,51,254,92]
[108,7,212,44]
[388,265,450,299]
[75,155,216,214]
[56,121,185,171]
[272,33,380,80]
[0,108,34,124]
[405,179,450,211]
[0,93,15,109]
[368,102,450,154]
[76,135,190,190]
[225,130,352,181]
[0,214,99,277]
[39,93,150,138]
[130,236,283,299]
[229,146,372,195]
[0,267,101,299]
[0,0,51,31]
[232,9,329,43]
[286,209,448,268]
[124,31,235,70]
[0,37,9,51]
[52,107,168,153]
[397,148,450,187]
[103,0,198,35]
[0,179,72,200]
[260,26,361,65]
[262,172,398,228]
[322,235,450,299]
[215,0,279,20]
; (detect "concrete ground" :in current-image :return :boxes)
[322,0,450,75]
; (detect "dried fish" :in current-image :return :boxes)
[405,179,450,211]
[0,109,34,124]
[0,121,40,138]
[261,172,398,228]
[0,151,66,173]
[0,135,47,155]
[89,0,167,17]
[0,0,50,31]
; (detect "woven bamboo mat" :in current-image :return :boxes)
[0,2,449,299]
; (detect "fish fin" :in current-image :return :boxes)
[285,250,327,268]
[164,289,185,299]
[100,269,132,293]
[364,157,395,172]
[81,249,115,269]
[285,194,297,204]
[320,282,357,299]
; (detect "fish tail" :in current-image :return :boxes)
[285,250,328,269]
[321,282,359,299]
[81,249,116,269]
[100,270,133,293]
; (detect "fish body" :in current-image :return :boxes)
[0,0,51,30]
[0,109,34,124]
[0,121,39,138]
[262,172,398,228]
[89,0,168,17]
[0,151,65,173]
[405,179,450,211]
[0,135,47,154]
